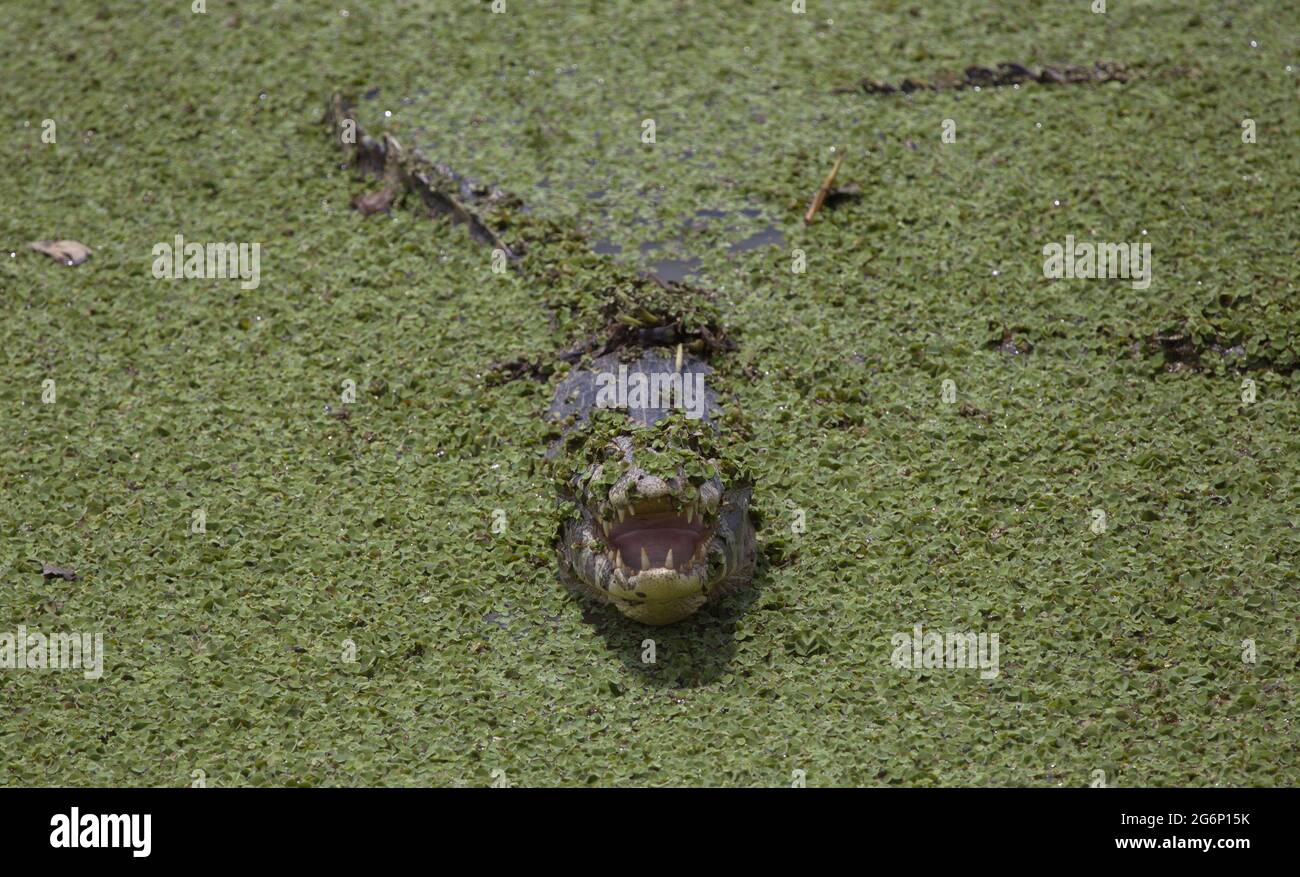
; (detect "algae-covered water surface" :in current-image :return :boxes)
[1,1,1296,786]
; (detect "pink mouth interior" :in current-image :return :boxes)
[609,510,709,572]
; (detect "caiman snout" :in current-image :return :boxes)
[553,398,755,624]
[609,471,674,507]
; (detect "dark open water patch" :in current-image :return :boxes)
[647,257,702,284]
[729,224,785,254]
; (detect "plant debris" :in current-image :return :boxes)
[351,181,398,216]
[804,153,844,224]
[40,563,78,581]
[836,61,1130,95]
[28,239,92,266]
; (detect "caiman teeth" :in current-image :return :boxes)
[605,543,710,575]
[617,507,626,523]
[684,505,693,524]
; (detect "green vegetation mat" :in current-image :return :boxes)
[1,0,1296,786]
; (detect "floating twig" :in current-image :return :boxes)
[804,152,844,224]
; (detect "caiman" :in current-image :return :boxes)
[326,95,758,625]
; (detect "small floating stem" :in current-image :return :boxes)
[804,152,844,224]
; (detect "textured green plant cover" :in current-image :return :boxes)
[1,1,1296,786]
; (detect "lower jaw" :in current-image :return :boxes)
[611,592,708,625]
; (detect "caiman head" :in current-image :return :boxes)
[555,413,756,625]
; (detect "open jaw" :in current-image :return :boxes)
[598,497,712,579]
[559,485,754,625]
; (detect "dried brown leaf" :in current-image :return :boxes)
[28,239,92,266]
[351,183,397,216]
